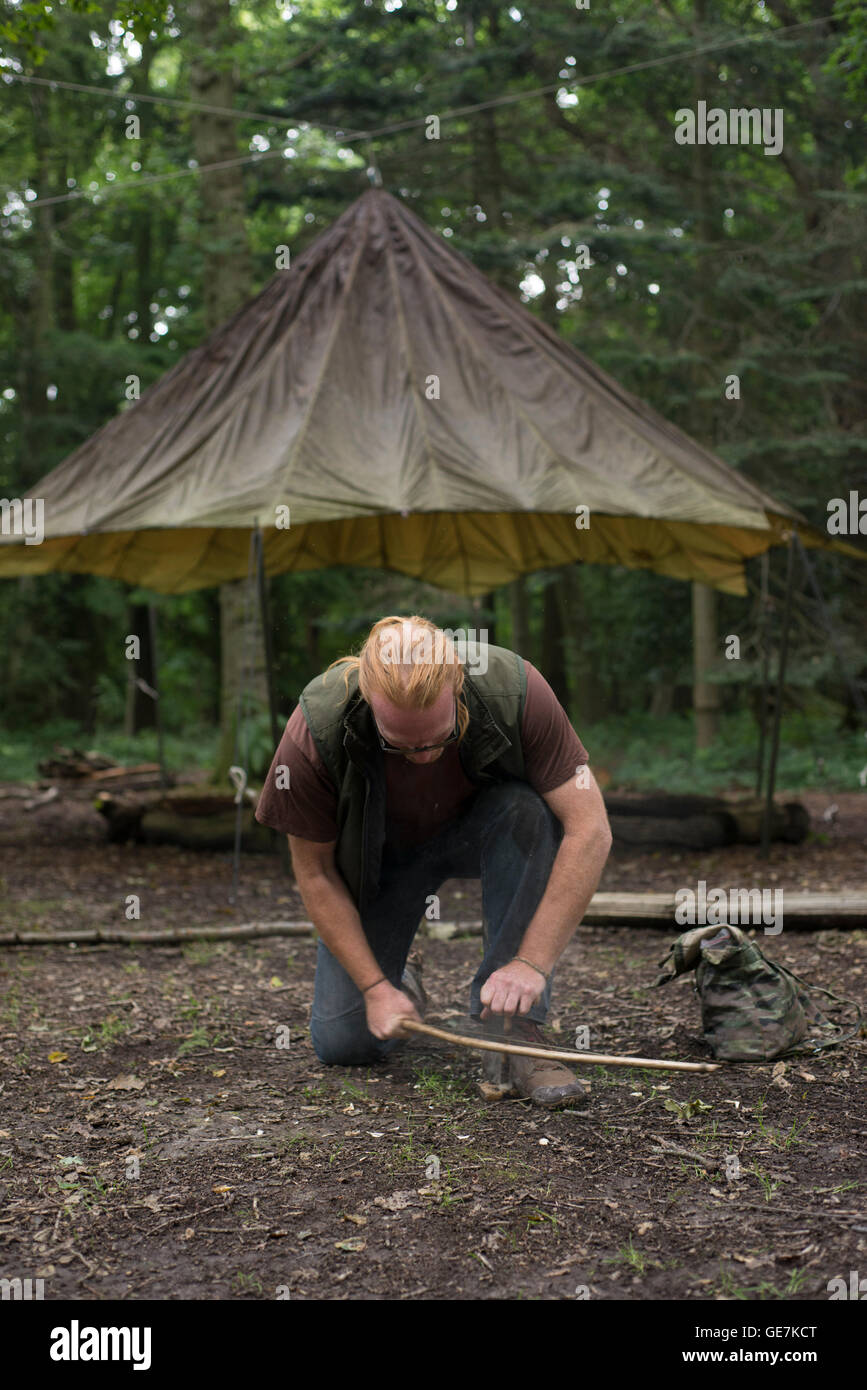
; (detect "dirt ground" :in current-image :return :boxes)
[1,783,865,1301]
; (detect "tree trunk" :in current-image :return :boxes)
[473,591,497,647]
[187,0,268,783]
[507,578,532,659]
[692,581,720,748]
[305,616,320,672]
[561,565,603,722]
[689,2,720,752]
[218,576,270,773]
[134,39,155,342]
[19,83,56,487]
[649,683,675,718]
[54,158,76,334]
[124,602,158,734]
[541,575,570,708]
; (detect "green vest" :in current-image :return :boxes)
[299,643,527,909]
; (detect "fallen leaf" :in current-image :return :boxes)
[374,1191,416,1211]
[334,1238,365,1253]
[663,1097,712,1120]
[269,976,284,989]
[212,1184,232,1195]
[139,1194,162,1212]
[48,1052,68,1064]
[342,1213,367,1226]
[65,1121,94,1139]
[106,1075,144,1091]
[211,1069,226,1078]
[637,1221,653,1235]
[798,1070,817,1082]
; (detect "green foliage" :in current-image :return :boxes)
[579,708,866,794]
[0,0,864,766]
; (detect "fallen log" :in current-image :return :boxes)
[722,798,810,845]
[604,794,809,847]
[0,921,317,946]
[96,787,269,852]
[605,793,724,818]
[138,807,273,853]
[3,891,867,946]
[609,812,736,850]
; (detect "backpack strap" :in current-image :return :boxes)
[771,962,863,1055]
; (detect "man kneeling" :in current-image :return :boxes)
[255,615,612,1108]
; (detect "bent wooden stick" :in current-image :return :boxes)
[399,1018,719,1073]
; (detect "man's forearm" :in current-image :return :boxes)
[294,867,384,993]
[518,820,612,974]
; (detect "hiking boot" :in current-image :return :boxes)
[506,1019,591,1109]
[400,949,427,1020]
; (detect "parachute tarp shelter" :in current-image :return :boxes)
[0,188,857,594]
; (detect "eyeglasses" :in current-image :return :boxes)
[374,701,460,756]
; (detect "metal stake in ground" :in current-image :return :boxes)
[399,1019,719,1074]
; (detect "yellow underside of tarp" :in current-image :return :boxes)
[0,511,860,596]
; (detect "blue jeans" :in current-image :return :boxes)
[310,781,564,1065]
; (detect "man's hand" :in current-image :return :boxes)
[364,980,421,1040]
[479,959,546,1021]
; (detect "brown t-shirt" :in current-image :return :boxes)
[255,660,589,850]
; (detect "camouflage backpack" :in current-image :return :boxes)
[653,923,861,1062]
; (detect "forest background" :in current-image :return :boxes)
[1,0,865,794]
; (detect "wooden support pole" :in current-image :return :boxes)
[761,530,798,858]
[756,550,770,798]
[147,602,168,790]
[254,521,290,874]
